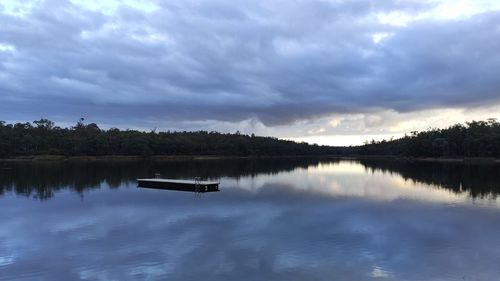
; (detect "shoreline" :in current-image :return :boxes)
[0,154,499,164]
[329,155,500,164]
[0,154,333,162]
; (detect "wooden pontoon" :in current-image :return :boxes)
[137,178,220,193]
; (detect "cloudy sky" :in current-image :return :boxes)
[1,0,499,145]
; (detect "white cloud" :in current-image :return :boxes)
[372,32,394,43]
[0,0,39,17]
[69,0,159,14]
[0,43,15,52]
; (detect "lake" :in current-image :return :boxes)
[1,158,500,281]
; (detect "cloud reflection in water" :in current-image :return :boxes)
[0,160,499,280]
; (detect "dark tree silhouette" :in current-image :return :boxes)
[0,119,338,158]
[1,119,499,158]
[349,119,500,158]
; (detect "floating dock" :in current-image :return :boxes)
[137,178,220,193]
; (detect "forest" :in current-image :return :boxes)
[351,119,500,158]
[0,119,338,158]
[0,118,499,158]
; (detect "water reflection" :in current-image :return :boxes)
[1,159,500,280]
[0,158,330,200]
[223,161,500,207]
[360,159,500,199]
[1,158,499,203]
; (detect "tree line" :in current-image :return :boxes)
[0,119,338,158]
[350,119,500,157]
[1,118,499,158]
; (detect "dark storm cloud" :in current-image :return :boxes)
[0,0,499,126]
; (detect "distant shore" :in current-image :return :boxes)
[0,155,244,162]
[0,154,338,162]
[331,155,500,164]
[0,154,499,164]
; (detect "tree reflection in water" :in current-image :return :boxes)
[0,158,499,200]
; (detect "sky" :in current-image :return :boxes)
[0,0,499,146]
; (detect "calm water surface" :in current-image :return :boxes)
[1,158,500,281]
